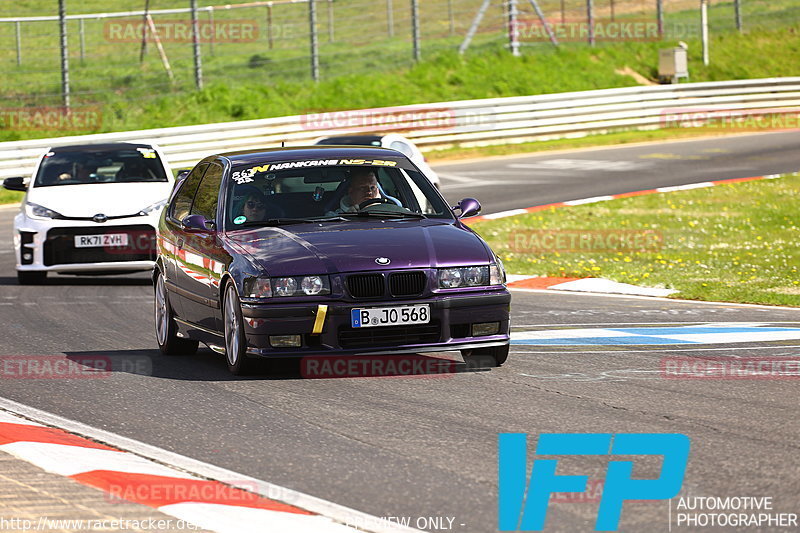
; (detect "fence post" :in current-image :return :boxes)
[79,18,86,64]
[191,0,203,89]
[328,0,334,43]
[448,0,455,35]
[657,0,663,38]
[586,0,594,46]
[59,0,70,109]
[140,0,150,62]
[386,0,394,38]
[560,0,565,23]
[15,21,22,66]
[508,0,520,57]
[701,0,709,66]
[734,0,742,32]
[266,5,273,49]
[411,0,421,61]
[309,0,319,81]
[208,10,215,56]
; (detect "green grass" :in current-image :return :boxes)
[0,1,798,141]
[0,189,23,204]
[471,173,800,307]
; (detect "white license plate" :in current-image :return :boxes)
[351,305,430,328]
[74,234,129,248]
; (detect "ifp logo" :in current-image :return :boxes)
[498,433,690,531]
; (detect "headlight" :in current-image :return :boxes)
[439,268,462,288]
[438,264,504,289]
[274,277,298,297]
[243,275,331,299]
[243,277,272,298]
[138,199,168,216]
[301,275,325,295]
[490,259,506,285]
[24,202,64,220]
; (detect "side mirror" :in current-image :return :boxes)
[181,214,214,232]
[2,177,28,192]
[453,198,481,218]
[175,170,190,184]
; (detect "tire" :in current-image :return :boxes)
[17,271,47,285]
[154,271,198,356]
[461,343,509,369]
[223,282,254,376]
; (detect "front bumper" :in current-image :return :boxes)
[240,291,511,357]
[14,210,159,273]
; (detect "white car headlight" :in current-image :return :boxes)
[138,199,168,216]
[24,202,64,220]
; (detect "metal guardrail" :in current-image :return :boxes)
[1,77,798,179]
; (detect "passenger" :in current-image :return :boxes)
[240,190,268,222]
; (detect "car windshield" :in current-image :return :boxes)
[225,160,452,229]
[33,147,168,187]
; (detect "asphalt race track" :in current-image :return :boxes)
[1,131,799,532]
[435,130,800,214]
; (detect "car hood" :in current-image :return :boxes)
[226,219,492,276]
[26,182,173,218]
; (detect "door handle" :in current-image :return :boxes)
[177,238,185,248]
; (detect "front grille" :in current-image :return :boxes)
[339,322,441,348]
[389,271,426,296]
[347,273,384,298]
[43,225,156,266]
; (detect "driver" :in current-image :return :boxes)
[336,169,380,213]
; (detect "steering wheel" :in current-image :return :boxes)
[358,197,394,210]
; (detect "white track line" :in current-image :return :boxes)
[0,397,421,533]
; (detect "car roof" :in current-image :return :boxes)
[48,142,156,153]
[219,145,406,166]
[315,135,384,146]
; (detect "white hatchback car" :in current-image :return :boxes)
[3,142,174,284]
[314,133,441,189]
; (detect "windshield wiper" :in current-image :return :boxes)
[237,216,352,227]
[238,218,320,227]
[337,211,427,219]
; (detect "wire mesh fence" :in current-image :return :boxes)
[0,0,795,128]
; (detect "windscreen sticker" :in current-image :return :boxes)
[233,215,247,225]
[231,173,254,184]
[136,147,157,159]
[234,159,399,177]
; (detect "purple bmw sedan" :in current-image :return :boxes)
[154,146,510,375]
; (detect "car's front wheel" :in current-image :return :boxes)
[17,271,47,285]
[223,282,253,376]
[461,343,509,369]
[154,271,198,356]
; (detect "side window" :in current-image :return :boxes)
[190,163,223,223]
[170,163,208,222]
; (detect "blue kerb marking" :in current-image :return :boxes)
[513,336,696,346]
[608,327,799,336]
[511,325,800,346]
